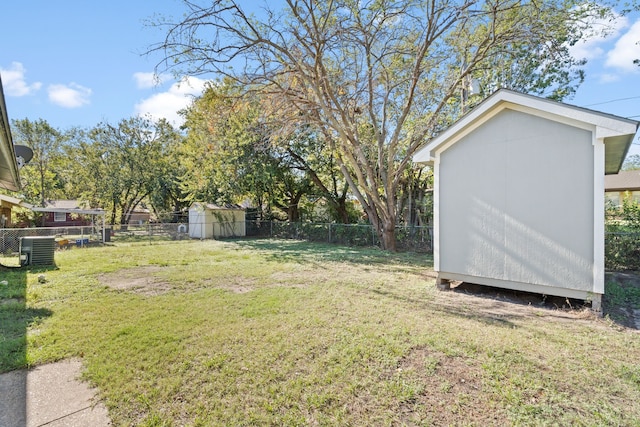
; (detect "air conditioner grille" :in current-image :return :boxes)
[20,236,55,266]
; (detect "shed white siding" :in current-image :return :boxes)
[188,203,246,239]
[414,89,639,306]
[188,206,212,239]
[438,109,594,295]
[211,209,246,237]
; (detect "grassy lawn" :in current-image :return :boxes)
[2,239,640,426]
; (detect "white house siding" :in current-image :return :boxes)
[438,109,595,294]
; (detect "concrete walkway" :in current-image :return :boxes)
[0,359,111,427]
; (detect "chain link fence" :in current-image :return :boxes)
[0,225,103,255]
[5,221,637,268]
[109,221,433,252]
[1,221,432,252]
[108,223,191,242]
[246,221,433,251]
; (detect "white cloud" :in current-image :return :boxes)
[48,83,92,108]
[134,76,208,126]
[605,19,640,72]
[0,62,42,96]
[569,11,629,61]
[133,72,171,89]
[598,73,620,83]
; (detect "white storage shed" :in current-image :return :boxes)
[414,89,639,310]
[188,203,246,239]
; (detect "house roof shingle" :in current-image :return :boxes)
[605,170,640,192]
[44,200,88,210]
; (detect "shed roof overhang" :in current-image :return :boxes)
[413,89,639,175]
[0,76,20,191]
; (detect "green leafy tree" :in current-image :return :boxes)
[153,0,605,248]
[182,81,317,221]
[10,118,66,206]
[622,154,640,171]
[276,127,357,223]
[69,117,179,225]
[183,80,361,222]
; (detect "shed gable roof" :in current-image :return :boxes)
[414,89,639,175]
[190,202,244,211]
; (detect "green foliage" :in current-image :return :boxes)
[156,0,608,249]
[11,118,67,206]
[606,280,640,309]
[623,154,640,171]
[181,80,333,221]
[606,198,640,270]
[66,117,183,224]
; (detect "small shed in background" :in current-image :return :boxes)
[188,203,246,239]
[414,89,639,310]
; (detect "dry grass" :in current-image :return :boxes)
[2,239,639,426]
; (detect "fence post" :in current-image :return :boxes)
[328,223,332,243]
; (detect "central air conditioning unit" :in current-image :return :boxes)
[19,236,56,266]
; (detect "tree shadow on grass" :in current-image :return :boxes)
[0,265,53,426]
[234,238,433,269]
[369,278,598,332]
[603,271,640,329]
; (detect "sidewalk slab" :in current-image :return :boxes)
[0,359,110,427]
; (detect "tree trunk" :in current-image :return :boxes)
[288,204,300,222]
[335,198,350,224]
[380,218,397,252]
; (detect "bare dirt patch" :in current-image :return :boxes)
[432,282,598,326]
[269,271,317,289]
[392,347,507,426]
[213,277,256,294]
[98,266,173,295]
[430,273,640,329]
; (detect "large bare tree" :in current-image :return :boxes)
[152,0,606,250]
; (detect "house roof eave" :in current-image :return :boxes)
[0,76,20,192]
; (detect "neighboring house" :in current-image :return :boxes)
[188,203,246,239]
[128,208,151,225]
[604,169,640,207]
[0,194,22,227]
[0,75,20,192]
[38,200,94,227]
[414,89,639,311]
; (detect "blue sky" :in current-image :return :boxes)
[1,1,639,155]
